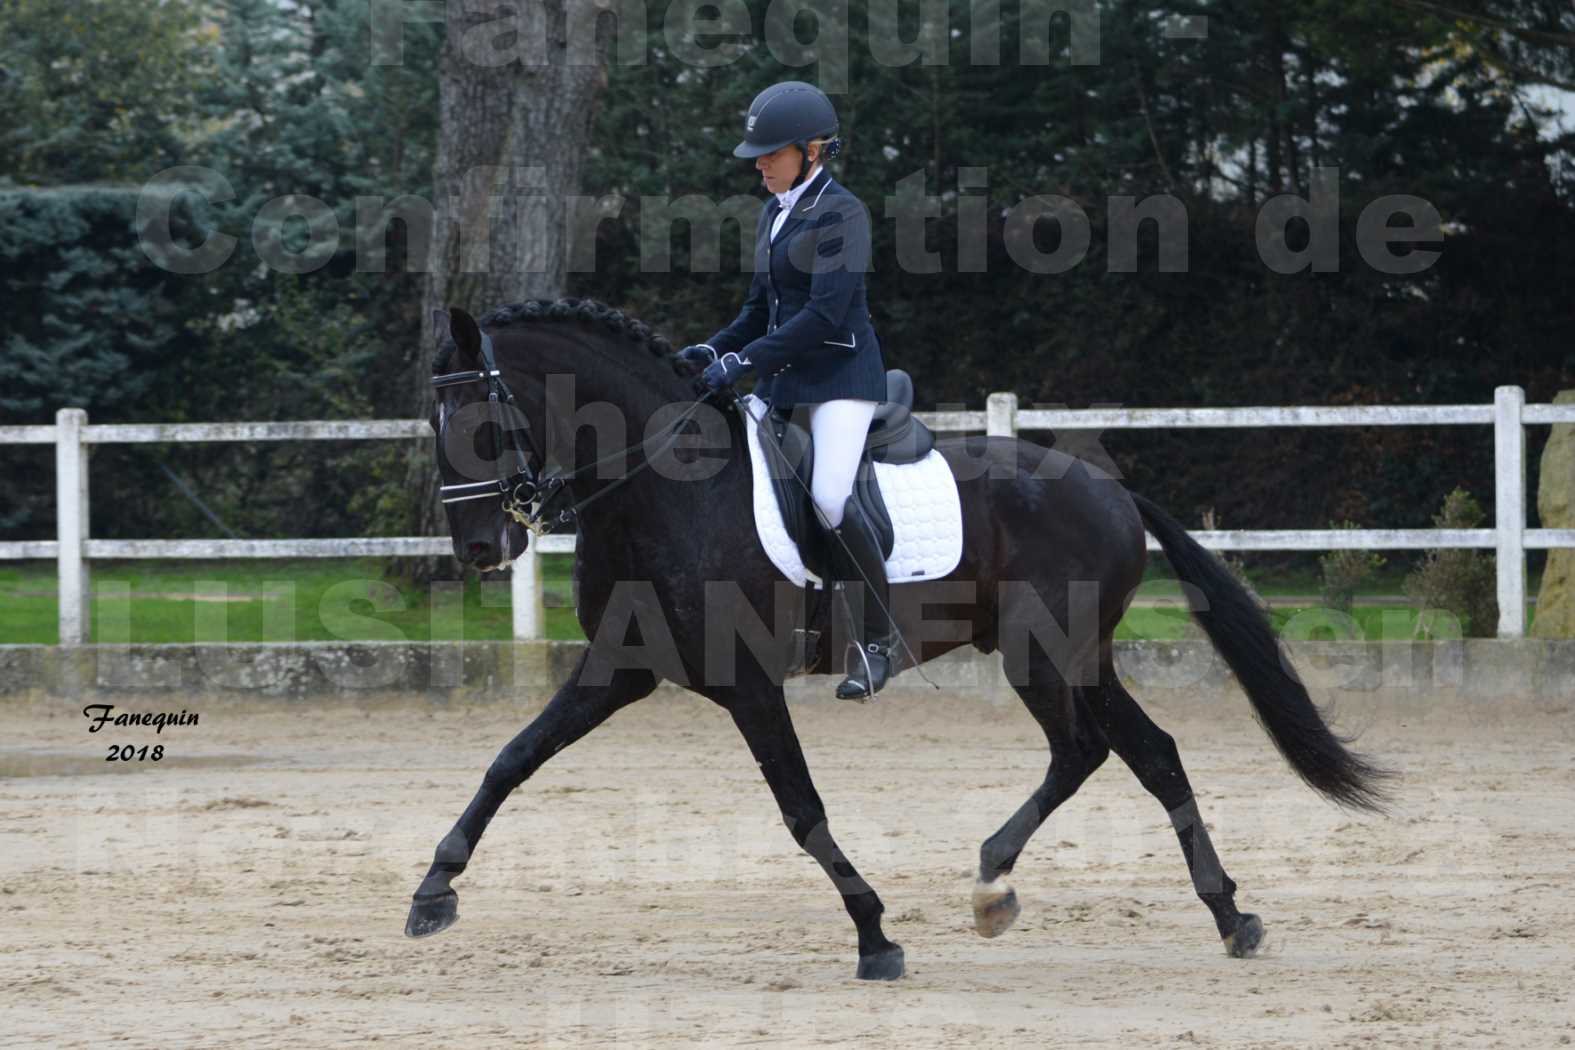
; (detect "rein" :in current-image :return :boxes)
[431,331,716,535]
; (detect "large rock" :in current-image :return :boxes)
[1533,390,1575,638]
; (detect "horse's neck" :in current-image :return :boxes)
[541,362,751,543]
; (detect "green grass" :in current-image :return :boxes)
[1113,601,1506,641]
[1116,577,1534,640]
[0,559,1531,645]
[0,558,583,644]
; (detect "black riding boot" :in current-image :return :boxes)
[831,496,899,700]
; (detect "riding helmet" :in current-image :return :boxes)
[732,81,839,160]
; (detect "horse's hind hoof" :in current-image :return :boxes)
[405,890,459,939]
[971,878,1020,938]
[1224,913,1264,958]
[856,943,905,981]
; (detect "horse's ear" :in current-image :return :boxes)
[448,307,482,364]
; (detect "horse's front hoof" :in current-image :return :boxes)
[855,943,905,981]
[971,878,1020,938]
[405,890,459,939]
[1224,913,1264,958]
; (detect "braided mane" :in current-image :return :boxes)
[433,297,678,374]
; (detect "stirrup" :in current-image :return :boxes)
[836,639,891,702]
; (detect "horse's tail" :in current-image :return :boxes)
[1131,492,1394,812]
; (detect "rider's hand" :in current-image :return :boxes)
[700,352,755,393]
[673,344,717,377]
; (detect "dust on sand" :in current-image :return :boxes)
[2,686,1572,1048]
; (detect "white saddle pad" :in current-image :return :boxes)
[738,394,964,589]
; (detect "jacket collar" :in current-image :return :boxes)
[768,167,834,247]
[772,165,827,215]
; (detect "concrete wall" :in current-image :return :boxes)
[3,640,1573,722]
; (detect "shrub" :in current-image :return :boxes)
[1319,521,1386,612]
[1403,487,1498,638]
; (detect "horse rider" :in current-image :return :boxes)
[677,80,899,700]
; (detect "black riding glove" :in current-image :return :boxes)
[673,344,717,377]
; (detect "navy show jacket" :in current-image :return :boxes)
[704,168,887,408]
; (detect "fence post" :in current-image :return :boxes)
[56,408,91,645]
[986,392,1018,437]
[511,546,546,641]
[1493,385,1526,638]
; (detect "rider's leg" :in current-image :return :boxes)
[806,400,896,699]
[807,399,877,528]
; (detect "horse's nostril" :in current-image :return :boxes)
[466,541,490,559]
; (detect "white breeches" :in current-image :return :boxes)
[807,398,878,528]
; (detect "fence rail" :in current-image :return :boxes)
[3,386,1573,643]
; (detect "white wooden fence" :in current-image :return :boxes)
[3,385,1573,644]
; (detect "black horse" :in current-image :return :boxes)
[406,298,1390,981]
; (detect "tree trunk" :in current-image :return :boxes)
[393,2,610,584]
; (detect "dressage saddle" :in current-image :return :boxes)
[758,369,936,583]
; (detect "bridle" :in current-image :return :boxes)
[431,330,573,535]
[430,329,717,536]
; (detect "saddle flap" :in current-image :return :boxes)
[765,409,828,577]
[740,394,963,592]
[766,405,895,566]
